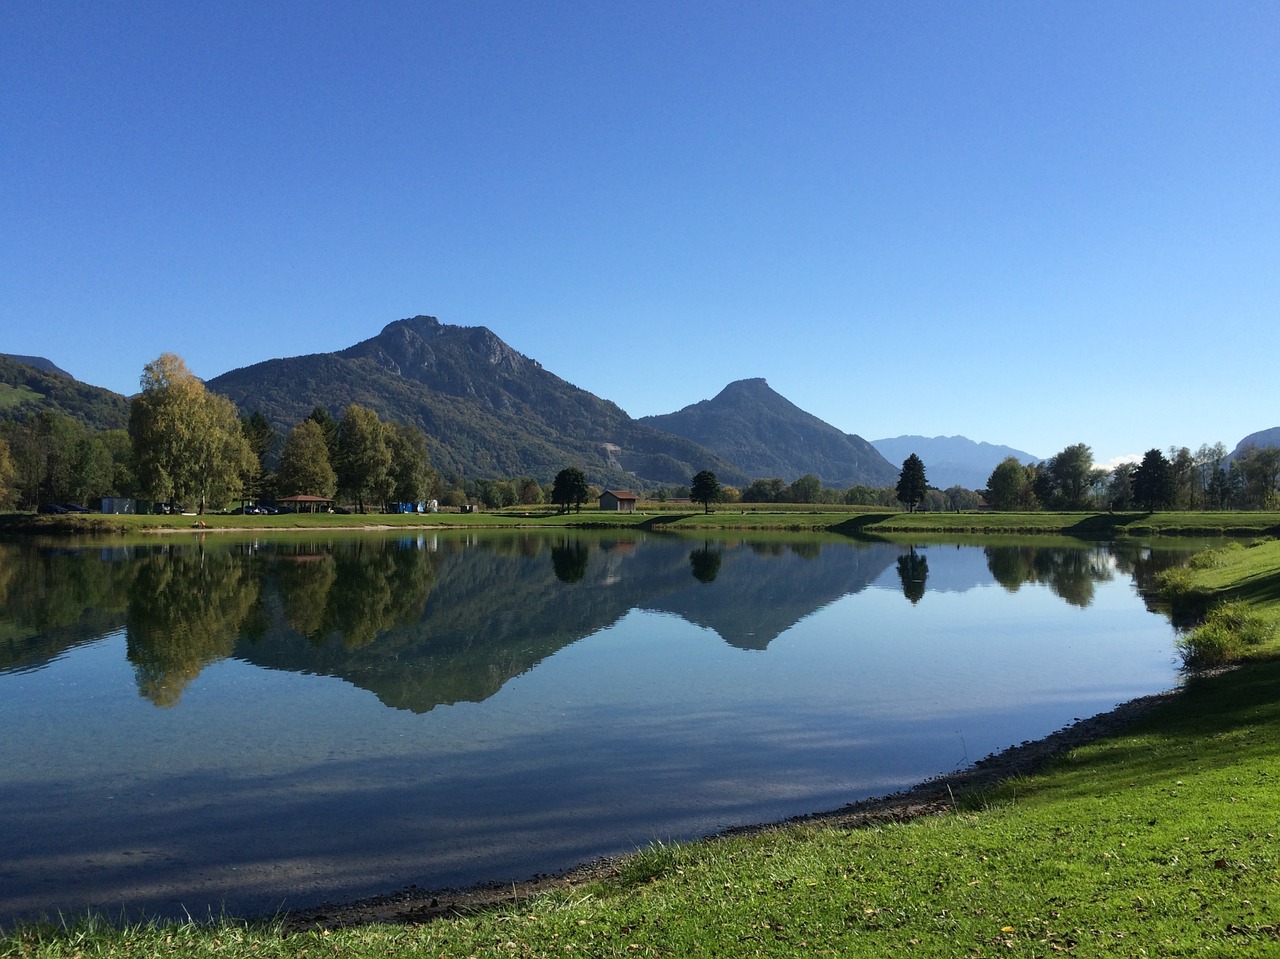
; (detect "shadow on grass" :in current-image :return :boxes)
[983,654,1280,808]
[1223,572,1280,608]
[828,514,893,535]
[1062,513,1148,538]
[638,513,699,530]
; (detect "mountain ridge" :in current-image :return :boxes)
[0,354,130,431]
[871,434,1042,490]
[207,316,751,489]
[639,377,898,488]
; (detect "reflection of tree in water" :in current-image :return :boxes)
[984,545,1114,608]
[1111,544,1197,619]
[315,541,437,648]
[788,542,821,561]
[689,544,722,583]
[896,546,928,604]
[126,546,262,707]
[551,538,590,583]
[0,543,133,667]
[274,550,338,640]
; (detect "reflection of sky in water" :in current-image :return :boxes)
[0,538,1178,924]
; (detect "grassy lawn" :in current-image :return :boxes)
[5,507,1280,538]
[3,535,1280,957]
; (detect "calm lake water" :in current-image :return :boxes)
[0,530,1189,923]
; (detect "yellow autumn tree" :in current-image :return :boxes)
[129,353,254,513]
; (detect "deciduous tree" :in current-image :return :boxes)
[1107,462,1136,510]
[0,436,14,509]
[789,474,822,504]
[983,458,1034,512]
[1046,443,1099,510]
[1235,446,1280,509]
[335,404,391,513]
[552,467,590,513]
[129,354,254,512]
[277,420,337,498]
[386,422,436,505]
[690,469,722,513]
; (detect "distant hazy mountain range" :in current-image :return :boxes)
[870,435,1042,491]
[5,318,1273,492]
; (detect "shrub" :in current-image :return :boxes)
[1176,600,1274,668]
[1187,542,1244,570]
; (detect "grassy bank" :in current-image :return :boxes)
[4,507,1280,538]
[4,543,1280,957]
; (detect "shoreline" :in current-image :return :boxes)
[275,684,1183,933]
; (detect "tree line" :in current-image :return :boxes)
[2,354,1279,513]
[0,354,441,513]
[984,442,1280,512]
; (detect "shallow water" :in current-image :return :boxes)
[0,531,1185,922]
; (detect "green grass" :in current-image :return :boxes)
[0,383,43,410]
[5,507,1280,539]
[4,529,1280,957]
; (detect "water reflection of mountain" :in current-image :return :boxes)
[0,534,1188,715]
[232,534,903,712]
[640,539,900,650]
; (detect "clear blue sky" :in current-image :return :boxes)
[4,1,1277,465]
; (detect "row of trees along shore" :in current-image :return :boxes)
[1,353,1279,513]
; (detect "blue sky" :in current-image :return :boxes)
[4,1,1277,466]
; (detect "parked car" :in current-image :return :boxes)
[38,503,69,514]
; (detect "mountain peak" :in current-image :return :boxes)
[721,376,770,391]
[641,381,897,487]
[381,315,444,339]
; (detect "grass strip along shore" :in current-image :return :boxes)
[5,506,1280,538]
[3,519,1279,957]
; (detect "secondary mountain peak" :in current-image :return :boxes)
[640,381,897,488]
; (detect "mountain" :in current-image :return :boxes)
[1229,427,1280,460]
[871,435,1041,490]
[1,354,72,378]
[638,378,898,488]
[206,315,749,489]
[0,354,130,431]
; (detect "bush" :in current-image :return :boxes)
[1187,542,1244,570]
[1176,600,1274,668]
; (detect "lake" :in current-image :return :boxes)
[0,530,1189,924]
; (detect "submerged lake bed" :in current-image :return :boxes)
[0,531,1188,924]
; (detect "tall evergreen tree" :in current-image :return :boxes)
[1132,448,1176,511]
[895,454,928,512]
